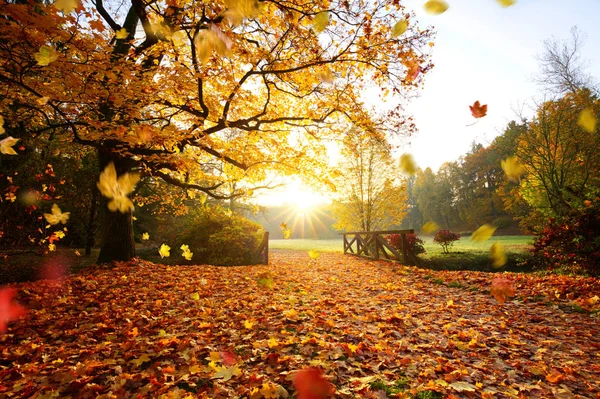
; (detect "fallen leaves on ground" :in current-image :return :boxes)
[1,251,599,398]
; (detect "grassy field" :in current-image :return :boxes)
[270,235,535,272]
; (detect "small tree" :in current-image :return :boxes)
[433,230,460,253]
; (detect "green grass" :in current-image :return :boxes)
[269,235,535,272]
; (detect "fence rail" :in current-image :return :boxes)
[341,229,417,265]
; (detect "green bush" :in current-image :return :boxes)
[177,206,265,266]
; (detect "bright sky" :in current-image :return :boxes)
[256,0,600,207]
[402,0,600,171]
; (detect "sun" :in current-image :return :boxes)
[284,181,326,212]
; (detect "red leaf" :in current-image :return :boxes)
[490,277,515,304]
[220,351,236,366]
[469,100,488,118]
[0,288,27,333]
[293,368,335,399]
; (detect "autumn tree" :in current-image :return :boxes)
[331,131,408,232]
[0,0,433,262]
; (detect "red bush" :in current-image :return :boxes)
[433,230,460,253]
[387,233,426,255]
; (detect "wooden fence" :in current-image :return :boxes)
[341,229,417,265]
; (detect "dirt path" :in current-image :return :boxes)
[1,251,598,398]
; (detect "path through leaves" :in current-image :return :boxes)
[1,251,599,398]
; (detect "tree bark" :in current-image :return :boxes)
[85,185,98,257]
[96,147,137,264]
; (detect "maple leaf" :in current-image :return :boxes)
[578,108,597,133]
[312,11,330,33]
[293,368,335,399]
[224,0,262,26]
[308,250,320,260]
[115,28,128,39]
[490,242,507,268]
[44,204,70,225]
[48,243,56,251]
[490,277,515,304]
[501,155,525,181]
[496,0,516,6]
[54,0,79,13]
[190,292,200,300]
[131,354,151,367]
[404,59,421,82]
[159,243,171,258]
[212,365,241,381]
[180,244,193,260]
[0,288,27,333]
[220,351,237,366]
[399,153,417,175]
[392,20,408,38]
[423,0,449,15]
[421,221,439,234]
[0,136,19,155]
[471,224,496,242]
[142,232,150,240]
[34,45,60,66]
[96,162,140,213]
[244,319,254,329]
[469,101,488,118]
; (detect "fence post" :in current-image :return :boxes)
[400,233,408,264]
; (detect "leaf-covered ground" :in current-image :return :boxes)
[1,251,599,398]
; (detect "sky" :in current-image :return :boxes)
[402,0,600,171]
[256,0,600,207]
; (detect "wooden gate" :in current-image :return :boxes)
[341,229,417,265]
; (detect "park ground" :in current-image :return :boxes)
[1,250,599,398]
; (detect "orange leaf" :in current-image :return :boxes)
[469,101,487,118]
[546,370,564,384]
[293,368,335,399]
[490,277,515,304]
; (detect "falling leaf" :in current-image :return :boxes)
[490,242,507,268]
[142,232,150,240]
[180,244,193,260]
[190,292,200,300]
[317,68,335,84]
[423,0,449,15]
[74,250,81,256]
[404,59,421,82]
[471,224,496,242]
[0,136,19,155]
[54,231,65,239]
[578,108,597,133]
[115,28,129,39]
[0,288,27,333]
[421,221,439,234]
[223,0,262,26]
[308,250,320,260]
[392,20,408,37]
[469,100,487,118]
[490,277,515,304]
[496,0,516,6]
[194,24,233,64]
[501,156,525,181]
[44,204,70,225]
[53,0,79,13]
[293,368,335,399]
[399,153,417,175]
[34,45,60,66]
[159,243,171,258]
[96,162,140,213]
[312,11,330,33]
[48,243,56,252]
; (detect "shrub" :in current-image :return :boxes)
[177,206,265,266]
[529,197,600,276]
[387,233,426,255]
[433,230,460,253]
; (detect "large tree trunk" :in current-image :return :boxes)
[96,148,137,264]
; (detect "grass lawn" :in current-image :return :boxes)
[270,235,535,272]
[1,251,599,398]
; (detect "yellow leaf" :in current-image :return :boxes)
[399,153,417,175]
[421,221,439,234]
[501,156,525,182]
[447,299,454,307]
[423,0,449,14]
[268,337,279,348]
[37,96,50,106]
[194,24,232,64]
[244,319,254,329]
[317,68,335,84]
[0,115,4,134]
[34,45,60,66]
[44,204,70,225]
[159,243,171,258]
[115,28,129,39]
[449,381,477,392]
[496,0,516,6]
[578,108,597,133]
[308,250,320,259]
[48,243,56,252]
[97,162,140,213]
[182,248,193,260]
[0,136,19,155]
[259,383,280,399]
[471,224,496,242]
[490,242,507,268]
[312,11,330,33]
[142,232,150,240]
[54,231,65,239]
[392,20,408,38]
[190,292,200,300]
[171,30,188,47]
[131,354,151,367]
[212,365,241,381]
[54,0,79,13]
[74,250,81,256]
[224,0,262,26]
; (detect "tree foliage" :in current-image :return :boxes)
[0,0,433,262]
